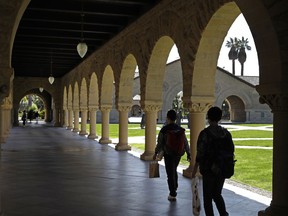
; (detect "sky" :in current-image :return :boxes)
[167,14,259,76]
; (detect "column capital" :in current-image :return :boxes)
[184,101,212,113]
[117,105,131,112]
[100,105,112,112]
[259,93,288,112]
[80,107,88,111]
[88,106,98,111]
[142,104,161,112]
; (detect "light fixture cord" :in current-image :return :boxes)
[81,3,84,41]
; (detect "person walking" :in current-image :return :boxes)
[35,111,39,124]
[192,106,233,216]
[21,110,27,127]
[153,109,191,201]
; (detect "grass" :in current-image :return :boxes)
[233,140,272,147]
[233,148,272,191]
[84,122,273,192]
[230,130,273,138]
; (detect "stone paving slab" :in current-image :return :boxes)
[0,123,270,216]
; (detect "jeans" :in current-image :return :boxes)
[203,172,228,216]
[164,154,181,197]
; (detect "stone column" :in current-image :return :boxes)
[258,94,288,216]
[63,109,68,128]
[140,104,160,161]
[99,106,112,144]
[53,108,61,127]
[183,101,212,178]
[0,97,12,143]
[79,109,88,136]
[115,105,131,151]
[67,109,73,130]
[13,103,19,126]
[88,107,98,139]
[73,110,79,132]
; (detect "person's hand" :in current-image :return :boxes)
[187,154,191,162]
[152,154,157,160]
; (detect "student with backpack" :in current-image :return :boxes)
[153,109,191,201]
[192,106,235,216]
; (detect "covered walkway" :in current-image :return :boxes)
[0,123,269,216]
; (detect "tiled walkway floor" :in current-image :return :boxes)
[0,122,270,216]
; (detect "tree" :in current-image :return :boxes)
[237,37,251,76]
[225,37,239,75]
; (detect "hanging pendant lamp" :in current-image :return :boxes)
[39,86,44,92]
[48,54,54,84]
[77,5,88,58]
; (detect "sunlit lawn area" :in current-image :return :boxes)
[85,123,273,192]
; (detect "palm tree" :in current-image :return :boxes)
[237,37,251,76]
[225,37,238,75]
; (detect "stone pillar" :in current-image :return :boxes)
[73,110,79,132]
[115,105,131,151]
[53,108,61,127]
[63,109,68,128]
[13,103,19,126]
[140,104,160,161]
[88,107,98,139]
[183,100,212,178]
[67,109,73,130]
[99,106,112,144]
[79,109,88,136]
[0,97,12,143]
[258,94,288,216]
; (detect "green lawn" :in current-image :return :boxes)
[85,123,273,192]
[230,130,273,138]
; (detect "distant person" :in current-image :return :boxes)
[21,110,27,127]
[176,110,182,126]
[140,113,145,129]
[27,110,33,123]
[35,111,39,124]
[153,109,191,201]
[192,106,234,216]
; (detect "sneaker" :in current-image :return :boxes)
[168,195,176,201]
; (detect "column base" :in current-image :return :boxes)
[183,164,193,178]
[115,143,131,151]
[79,131,88,136]
[99,138,112,144]
[259,204,288,216]
[140,151,154,161]
[72,128,79,133]
[54,122,61,127]
[66,126,73,130]
[88,134,98,139]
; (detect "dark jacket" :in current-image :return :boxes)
[155,123,190,157]
[196,125,234,175]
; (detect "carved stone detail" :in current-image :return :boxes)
[184,101,212,113]
[100,105,112,112]
[142,104,161,112]
[117,105,131,112]
[259,94,288,112]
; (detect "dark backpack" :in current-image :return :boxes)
[166,128,186,156]
[205,128,236,178]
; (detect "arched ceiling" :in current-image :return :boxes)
[12,0,160,78]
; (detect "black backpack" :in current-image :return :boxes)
[204,128,236,178]
[165,128,186,156]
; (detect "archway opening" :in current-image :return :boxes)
[19,94,46,124]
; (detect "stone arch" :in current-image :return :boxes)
[225,95,246,122]
[188,2,241,101]
[143,36,175,105]
[100,66,114,107]
[89,73,99,108]
[73,82,79,110]
[80,78,88,109]
[15,89,52,123]
[117,54,137,107]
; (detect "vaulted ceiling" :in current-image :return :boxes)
[12,0,160,78]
